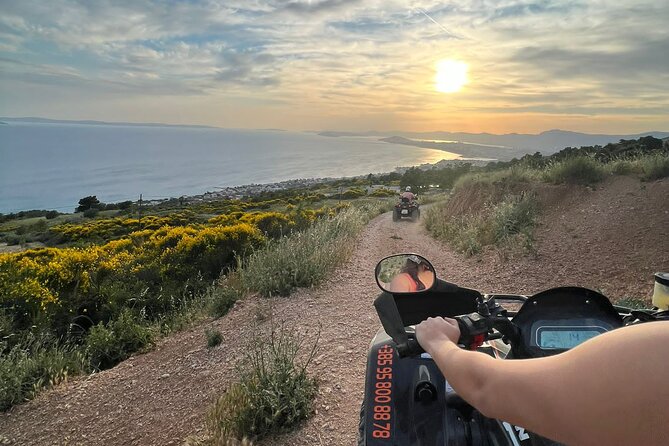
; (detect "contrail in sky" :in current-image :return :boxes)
[415,7,463,40]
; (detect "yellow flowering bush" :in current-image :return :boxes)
[161,223,265,281]
[0,199,345,340]
[0,255,57,318]
[49,211,197,242]
[239,212,294,238]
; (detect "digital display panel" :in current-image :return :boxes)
[538,328,604,349]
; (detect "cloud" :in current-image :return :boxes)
[513,38,669,82]
[0,0,667,132]
[276,0,363,15]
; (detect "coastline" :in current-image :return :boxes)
[1,158,491,214]
[147,158,490,207]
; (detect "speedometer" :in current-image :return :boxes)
[536,326,607,349]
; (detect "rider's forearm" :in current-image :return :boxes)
[429,324,669,446]
[427,341,503,417]
[428,342,550,425]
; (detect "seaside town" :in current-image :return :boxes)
[144,158,489,206]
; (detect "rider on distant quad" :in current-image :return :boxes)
[400,186,416,203]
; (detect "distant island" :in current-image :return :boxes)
[319,129,669,154]
[379,136,510,160]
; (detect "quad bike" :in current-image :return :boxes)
[359,254,669,446]
[393,197,420,222]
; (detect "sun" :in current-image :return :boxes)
[435,59,468,93]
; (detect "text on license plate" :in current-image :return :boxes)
[401,210,408,214]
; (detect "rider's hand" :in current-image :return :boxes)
[415,317,460,354]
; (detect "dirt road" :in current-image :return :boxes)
[0,212,448,446]
[2,177,666,445]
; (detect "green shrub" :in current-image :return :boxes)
[15,219,47,235]
[205,328,223,349]
[543,156,605,185]
[607,159,639,176]
[340,188,366,199]
[490,193,539,242]
[424,211,483,255]
[0,336,87,411]
[638,153,669,181]
[3,234,23,245]
[32,219,48,233]
[209,286,243,318]
[238,208,367,296]
[206,323,318,442]
[424,194,538,256]
[369,188,397,197]
[452,172,481,191]
[0,310,13,341]
[83,208,99,218]
[85,310,154,370]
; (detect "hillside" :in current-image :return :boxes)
[1,175,666,445]
[434,176,668,299]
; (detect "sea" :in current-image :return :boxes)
[0,122,457,213]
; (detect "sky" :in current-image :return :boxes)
[1,0,668,134]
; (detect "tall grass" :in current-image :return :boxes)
[0,335,88,410]
[206,323,318,442]
[425,193,539,256]
[606,158,640,176]
[543,156,606,185]
[454,153,669,189]
[85,310,154,370]
[417,192,450,205]
[638,153,669,180]
[238,206,373,296]
[453,165,538,191]
[602,153,669,181]
[491,193,539,243]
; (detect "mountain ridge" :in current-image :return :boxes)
[0,117,215,129]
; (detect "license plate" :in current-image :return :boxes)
[401,210,408,215]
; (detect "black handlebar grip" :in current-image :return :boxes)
[455,317,471,346]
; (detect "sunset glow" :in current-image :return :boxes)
[435,60,468,93]
[0,1,667,133]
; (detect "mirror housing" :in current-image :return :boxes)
[375,254,436,294]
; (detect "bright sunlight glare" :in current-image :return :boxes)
[435,59,468,93]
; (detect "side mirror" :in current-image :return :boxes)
[375,254,436,294]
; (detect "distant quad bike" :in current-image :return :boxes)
[393,197,420,222]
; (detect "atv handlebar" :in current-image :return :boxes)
[400,311,520,357]
[375,291,524,358]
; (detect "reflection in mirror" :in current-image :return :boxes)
[376,254,436,293]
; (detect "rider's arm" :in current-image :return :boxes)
[389,274,412,293]
[417,318,669,446]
